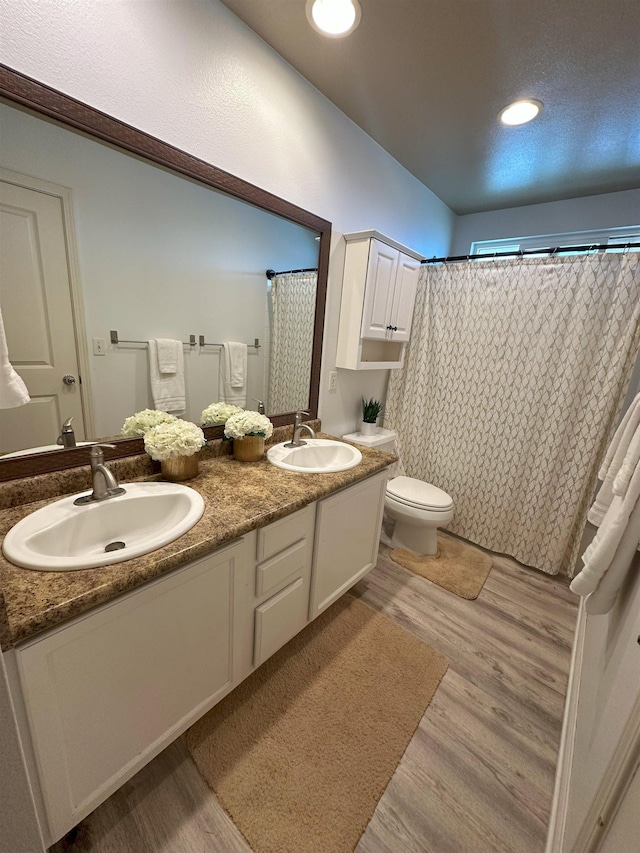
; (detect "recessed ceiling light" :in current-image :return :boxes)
[498,99,543,126]
[306,0,361,37]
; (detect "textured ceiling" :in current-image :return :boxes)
[220,0,640,214]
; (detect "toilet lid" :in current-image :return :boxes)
[387,476,453,511]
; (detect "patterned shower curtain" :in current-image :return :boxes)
[267,272,317,414]
[386,252,640,575]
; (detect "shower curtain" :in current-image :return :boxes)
[386,252,640,575]
[267,272,317,414]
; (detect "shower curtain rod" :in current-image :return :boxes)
[265,267,318,279]
[422,242,640,264]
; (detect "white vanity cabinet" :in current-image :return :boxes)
[336,230,422,370]
[14,538,251,843]
[309,469,387,618]
[8,469,388,847]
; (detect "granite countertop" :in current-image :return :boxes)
[0,432,393,649]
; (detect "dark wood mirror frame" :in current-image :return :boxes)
[0,65,331,482]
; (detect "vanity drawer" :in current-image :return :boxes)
[253,577,308,667]
[256,539,308,598]
[256,505,314,562]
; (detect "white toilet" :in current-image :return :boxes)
[342,428,454,555]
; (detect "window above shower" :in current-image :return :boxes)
[470,226,640,257]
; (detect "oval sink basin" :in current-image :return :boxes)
[2,482,205,571]
[266,439,362,474]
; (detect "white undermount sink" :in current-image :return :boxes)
[2,482,205,572]
[266,438,362,474]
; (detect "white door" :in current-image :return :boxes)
[360,239,399,340]
[0,179,86,453]
[388,253,420,341]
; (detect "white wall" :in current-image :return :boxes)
[0,0,455,437]
[451,188,640,255]
[1,102,319,436]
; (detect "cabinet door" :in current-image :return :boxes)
[360,240,399,340]
[253,577,309,666]
[17,541,245,843]
[309,470,388,619]
[388,253,420,341]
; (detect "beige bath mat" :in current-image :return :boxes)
[391,535,493,599]
[186,594,447,853]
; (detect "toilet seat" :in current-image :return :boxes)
[386,476,453,512]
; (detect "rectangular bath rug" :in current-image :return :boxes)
[186,593,447,853]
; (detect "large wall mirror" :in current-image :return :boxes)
[0,66,330,481]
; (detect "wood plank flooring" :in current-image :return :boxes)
[52,535,577,853]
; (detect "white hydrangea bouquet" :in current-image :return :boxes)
[143,418,206,461]
[201,402,245,425]
[121,408,177,437]
[224,410,273,440]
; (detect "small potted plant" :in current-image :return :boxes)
[201,402,245,425]
[361,397,384,436]
[143,418,206,481]
[224,410,273,462]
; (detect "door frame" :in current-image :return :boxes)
[1,167,95,442]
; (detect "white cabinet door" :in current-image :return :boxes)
[360,240,399,340]
[388,253,420,341]
[309,470,388,619]
[17,541,246,843]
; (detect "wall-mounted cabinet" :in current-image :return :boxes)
[336,230,423,370]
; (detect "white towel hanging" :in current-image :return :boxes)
[148,338,186,414]
[219,342,247,407]
[0,305,30,409]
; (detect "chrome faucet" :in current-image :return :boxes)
[57,417,77,448]
[285,410,316,448]
[74,444,126,505]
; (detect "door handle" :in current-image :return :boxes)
[62,374,76,386]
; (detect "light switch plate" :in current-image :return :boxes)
[93,338,106,356]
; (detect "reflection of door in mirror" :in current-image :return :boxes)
[0,100,321,456]
[0,173,90,454]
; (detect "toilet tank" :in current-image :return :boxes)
[342,428,397,455]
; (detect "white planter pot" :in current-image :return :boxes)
[360,420,378,436]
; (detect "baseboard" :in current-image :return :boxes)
[545,600,587,853]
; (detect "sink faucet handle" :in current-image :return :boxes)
[88,443,117,461]
[57,416,77,447]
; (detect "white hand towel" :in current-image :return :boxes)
[219,342,247,407]
[585,498,640,614]
[155,338,181,374]
[148,338,186,414]
[588,393,640,526]
[0,305,30,409]
[571,452,640,597]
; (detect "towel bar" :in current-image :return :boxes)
[198,336,261,350]
[110,331,197,347]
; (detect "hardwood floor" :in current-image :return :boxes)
[51,536,577,853]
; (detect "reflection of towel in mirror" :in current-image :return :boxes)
[148,338,185,414]
[155,338,181,374]
[219,342,247,406]
[0,306,30,409]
